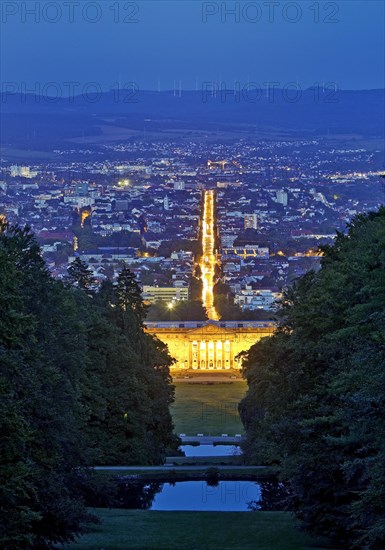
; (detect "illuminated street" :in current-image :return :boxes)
[200,190,219,320]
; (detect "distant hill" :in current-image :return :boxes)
[1,89,384,151]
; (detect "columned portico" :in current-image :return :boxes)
[145,320,275,371]
[190,338,232,369]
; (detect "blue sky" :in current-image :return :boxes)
[1,0,384,92]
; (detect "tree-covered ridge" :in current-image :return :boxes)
[239,208,385,550]
[0,222,178,549]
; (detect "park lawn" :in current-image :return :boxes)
[172,381,247,436]
[62,509,331,550]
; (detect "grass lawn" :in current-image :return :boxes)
[172,381,247,436]
[62,509,331,550]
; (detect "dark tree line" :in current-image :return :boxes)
[239,208,385,549]
[0,223,178,549]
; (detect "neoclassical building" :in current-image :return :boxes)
[145,320,275,370]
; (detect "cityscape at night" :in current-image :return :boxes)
[0,1,384,549]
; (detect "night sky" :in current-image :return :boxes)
[1,0,384,93]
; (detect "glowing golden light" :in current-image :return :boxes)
[118,179,131,187]
[199,190,219,320]
[0,213,6,235]
[167,302,174,310]
[305,249,324,257]
[145,322,275,371]
[207,160,228,170]
[81,210,91,228]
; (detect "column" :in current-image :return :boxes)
[191,340,198,369]
[224,339,231,369]
[216,341,222,369]
[200,341,206,369]
[197,340,200,369]
[207,340,212,369]
[220,341,224,369]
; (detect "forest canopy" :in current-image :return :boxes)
[239,208,385,550]
[0,222,178,549]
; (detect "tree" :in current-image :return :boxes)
[0,231,40,548]
[85,273,179,465]
[116,266,147,322]
[240,208,385,549]
[111,269,179,461]
[0,224,91,549]
[67,257,96,292]
[0,224,179,547]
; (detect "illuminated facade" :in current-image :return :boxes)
[145,320,275,370]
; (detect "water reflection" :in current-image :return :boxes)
[114,480,162,510]
[151,481,260,511]
[99,479,287,512]
[180,445,242,457]
[247,480,290,511]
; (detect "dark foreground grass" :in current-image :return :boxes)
[172,381,247,435]
[62,509,331,550]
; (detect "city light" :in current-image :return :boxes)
[167,302,174,310]
[80,209,90,228]
[118,179,131,187]
[199,190,219,320]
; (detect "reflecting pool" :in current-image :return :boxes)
[151,481,260,511]
[180,445,242,457]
